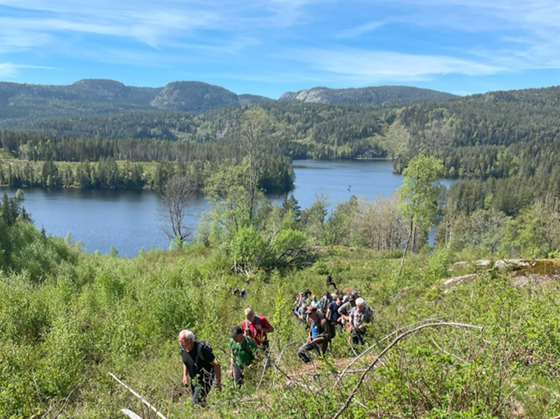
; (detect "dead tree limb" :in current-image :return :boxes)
[334,317,450,389]
[331,322,483,419]
[109,373,168,419]
[121,409,143,419]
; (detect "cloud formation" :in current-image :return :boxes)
[0,62,57,78]
[0,0,559,94]
[291,49,504,83]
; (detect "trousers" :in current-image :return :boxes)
[297,340,328,363]
[190,369,214,405]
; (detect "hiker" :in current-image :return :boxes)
[326,295,344,337]
[178,330,222,406]
[318,291,332,311]
[240,288,246,298]
[233,286,240,296]
[326,273,337,290]
[297,306,331,363]
[348,298,373,345]
[228,326,258,387]
[297,301,309,324]
[310,295,319,308]
[242,307,274,350]
[293,296,303,317]
[338,296,356,329]
[302,288,312,299]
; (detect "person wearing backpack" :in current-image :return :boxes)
[297,306,331,363]
[242,307,274,350]
[348,298,373,345]
[326,295,344,337]
[228,326,258,387]
[178,330,222,406]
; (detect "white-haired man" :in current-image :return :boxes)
[178,330,221,406]
[348,298,373,345]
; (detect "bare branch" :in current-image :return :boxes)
[159,176,196,243]
[331,322,483,419]
[109,373,168,419]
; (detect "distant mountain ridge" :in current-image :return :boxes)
[0,79,273,124]
[279,85,458,106]
[0,79,457,125]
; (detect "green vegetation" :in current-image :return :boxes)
[0,123,293,192]
[0,80,452,127]
[4,84,560,206]
[2,154,560,418]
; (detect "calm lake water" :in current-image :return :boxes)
[1,160,454,256]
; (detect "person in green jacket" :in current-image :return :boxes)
[228,325,258,387]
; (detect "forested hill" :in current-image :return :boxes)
[0,79,272,124]
[279,85,458,106]
[0,79,455,127]
[3,82,560,179]
[392,85,560,175]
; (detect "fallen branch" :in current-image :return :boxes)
[53,383,81,419]
[272,362,293,383]
[120,409,143,419]
[275,340,301,366]
[334,317,450,389]
[331,322,483,419]
[109,373,168,419]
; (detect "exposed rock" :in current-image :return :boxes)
[278,85,457,106]
[444,274,477,287]
[445,259,560,288]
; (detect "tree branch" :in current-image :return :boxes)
[331,322,483,419]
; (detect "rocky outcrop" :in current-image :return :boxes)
[279,85,457,106]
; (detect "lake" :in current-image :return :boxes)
[1,160,454,256]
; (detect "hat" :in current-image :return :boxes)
[347,296,355,303]
[228,326,243,338]
[306,306,318,314]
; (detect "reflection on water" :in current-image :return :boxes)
[1,160,452,256]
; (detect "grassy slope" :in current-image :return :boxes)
[2,242,560,418]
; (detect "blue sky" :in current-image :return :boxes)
[0,0,559,98]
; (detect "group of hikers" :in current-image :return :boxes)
[177,275,373,406]
[177,307,274,405]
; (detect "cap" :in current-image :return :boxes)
[347,297,355,303]
[228,325,243,337]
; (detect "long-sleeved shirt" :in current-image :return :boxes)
[349,306,373,331]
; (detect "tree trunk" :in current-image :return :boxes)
[398,220,414,278]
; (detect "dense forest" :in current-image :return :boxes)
[0,109,294,192]
[2,85,560,208]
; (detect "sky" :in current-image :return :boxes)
[0,0,559,98]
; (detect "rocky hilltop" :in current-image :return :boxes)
[0,79,459,125]
[279,85,458,106]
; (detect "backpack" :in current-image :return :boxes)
[179,341,213,369]
[196,341,213,365]
[242,316,260,331]
[231,337,254,361]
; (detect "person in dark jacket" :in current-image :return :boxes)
[178,330,222,406]
[297,306,331,363]
[326,273,337,290]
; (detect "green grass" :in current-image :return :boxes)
[2,238,560,418]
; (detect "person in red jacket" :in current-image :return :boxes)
[242,307,274,350]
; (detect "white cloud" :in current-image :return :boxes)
[337,18,402,39]
[0,62,18,78]
[0,0,319,50]
[338,0,560,73]
[0,62,57,78]
[290,49,504,82]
